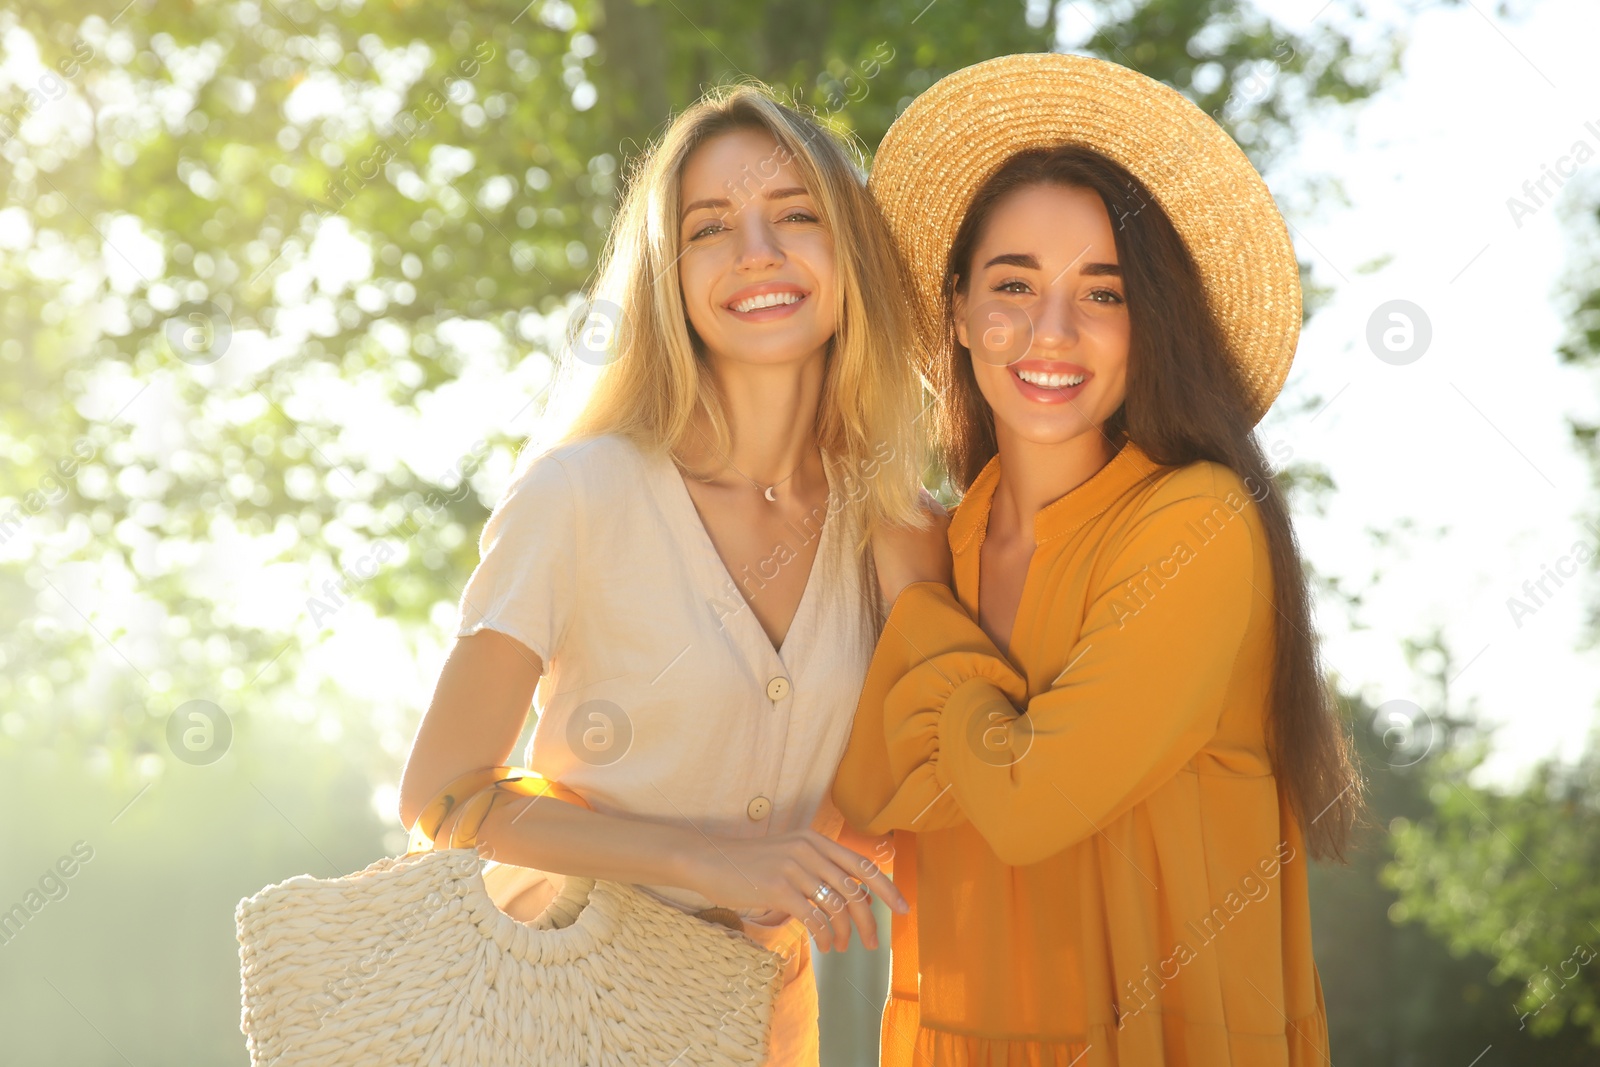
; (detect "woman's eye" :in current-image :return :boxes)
[1088,288,1125,304]
[780,210,818,223]
[992,280,1031,294]
[688,220,725,240]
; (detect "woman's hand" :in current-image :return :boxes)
[872,488,953,605]
[680,829,907,953]
[836,822,896,878]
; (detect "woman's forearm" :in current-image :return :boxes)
[453,788,910,934]
[465,791,711,893]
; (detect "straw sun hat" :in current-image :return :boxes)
[867,51,1301,425]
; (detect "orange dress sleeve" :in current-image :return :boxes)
[834,589,1023,835]
[837,494,1256,867]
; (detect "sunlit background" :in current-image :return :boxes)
[3,0,1600,1063]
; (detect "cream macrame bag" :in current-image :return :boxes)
[235,767,783,1066]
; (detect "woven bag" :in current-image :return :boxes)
[235,767,783,1066]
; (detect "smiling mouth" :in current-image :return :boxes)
[728,291,805,313]
[1014,368,1086,388]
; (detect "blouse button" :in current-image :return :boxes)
[765,676,791,701]
[746,796,772,820]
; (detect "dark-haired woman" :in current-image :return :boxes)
[834,54,1360,1066]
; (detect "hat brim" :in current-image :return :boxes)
[867,51,1300,426]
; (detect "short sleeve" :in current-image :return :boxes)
[456,452,581,671]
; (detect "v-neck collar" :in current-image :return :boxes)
[946,439,1166,672]
[947,440,1166,556]
[650,443,835,663]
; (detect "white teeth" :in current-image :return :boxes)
[731,291,802,313]
[1015,369,1086,388]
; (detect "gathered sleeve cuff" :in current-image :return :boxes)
[833,581,1027,836]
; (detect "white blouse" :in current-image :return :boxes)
[455,432,877,917]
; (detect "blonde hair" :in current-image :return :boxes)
[551,83,927,613]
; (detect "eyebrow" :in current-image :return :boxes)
[981,252,1122,276]
[682,186,811,217]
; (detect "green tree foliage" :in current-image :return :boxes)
[1318,672,1599,1062]
[0,0,1397,773]
[1385,737,1600,1049]
[1377,192,1600,1061]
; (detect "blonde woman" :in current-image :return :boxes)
[398,85,947,1065]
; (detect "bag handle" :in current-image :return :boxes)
[406,766,591,855]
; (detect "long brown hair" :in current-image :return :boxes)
[940,146,1361,860]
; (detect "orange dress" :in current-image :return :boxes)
[833,441,1329,1066]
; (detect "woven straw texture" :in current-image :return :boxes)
[236,848,781,1066]
[868,51,1301,425]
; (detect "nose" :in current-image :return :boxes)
[1028,286,1079,353]
[733,215,784,272]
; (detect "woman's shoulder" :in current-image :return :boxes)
[1097,457,1267,561]
[1140,457,1262,517]
[511,432,653,498]
[1102,457,1270,584]
[487,434,659,549]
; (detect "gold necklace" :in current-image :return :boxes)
[677,447,813,502]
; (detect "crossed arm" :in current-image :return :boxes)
[833,495,1256,867]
